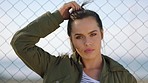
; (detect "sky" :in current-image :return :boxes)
[0,0,148,80]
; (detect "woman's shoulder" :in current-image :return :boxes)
[102,55,127,72]
[102,55,137,82]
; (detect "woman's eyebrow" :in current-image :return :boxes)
[74,30,98,36]
[74,33,82,36]
[88,30,98,34]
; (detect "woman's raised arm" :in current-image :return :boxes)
[10,1,81,78]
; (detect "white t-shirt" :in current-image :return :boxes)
[80,71,100,83]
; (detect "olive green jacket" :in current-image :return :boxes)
[11,10,137,83]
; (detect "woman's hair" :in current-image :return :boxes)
[67,3,103,56]
[67,6,103,36]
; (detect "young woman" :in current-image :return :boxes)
[11,1,137,83]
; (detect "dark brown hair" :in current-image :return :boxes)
[67,8,103,36]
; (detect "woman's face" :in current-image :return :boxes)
[71,17,103,60]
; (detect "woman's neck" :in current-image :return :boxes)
[82,54,103,80]
[82,55,103,70]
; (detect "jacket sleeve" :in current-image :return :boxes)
[126,72,137,83]
[10,10,64,77]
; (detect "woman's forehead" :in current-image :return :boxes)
[71,17,100,34]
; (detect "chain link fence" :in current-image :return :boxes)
[0,0,148,83]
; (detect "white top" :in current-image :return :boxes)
[80,71,100,83]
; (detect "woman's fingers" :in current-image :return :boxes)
[64,1,81,11]
[59,1,81,20]
[70,1,81,11]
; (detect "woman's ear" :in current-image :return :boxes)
[101,30,104,39]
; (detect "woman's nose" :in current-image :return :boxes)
[84,37,92,46]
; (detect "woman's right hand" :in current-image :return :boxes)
[59,1,81,20]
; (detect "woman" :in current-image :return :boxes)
[11,1,137,83]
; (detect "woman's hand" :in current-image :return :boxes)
[59,1,81,20]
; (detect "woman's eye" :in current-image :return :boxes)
[75,36,83,39]
[90,33,97,37]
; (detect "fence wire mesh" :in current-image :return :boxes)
[0,0,148,83]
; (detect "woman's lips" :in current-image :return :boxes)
[84,48,94,53]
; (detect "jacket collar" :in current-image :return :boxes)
[100,55,127,77]
[71,54,126,77]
